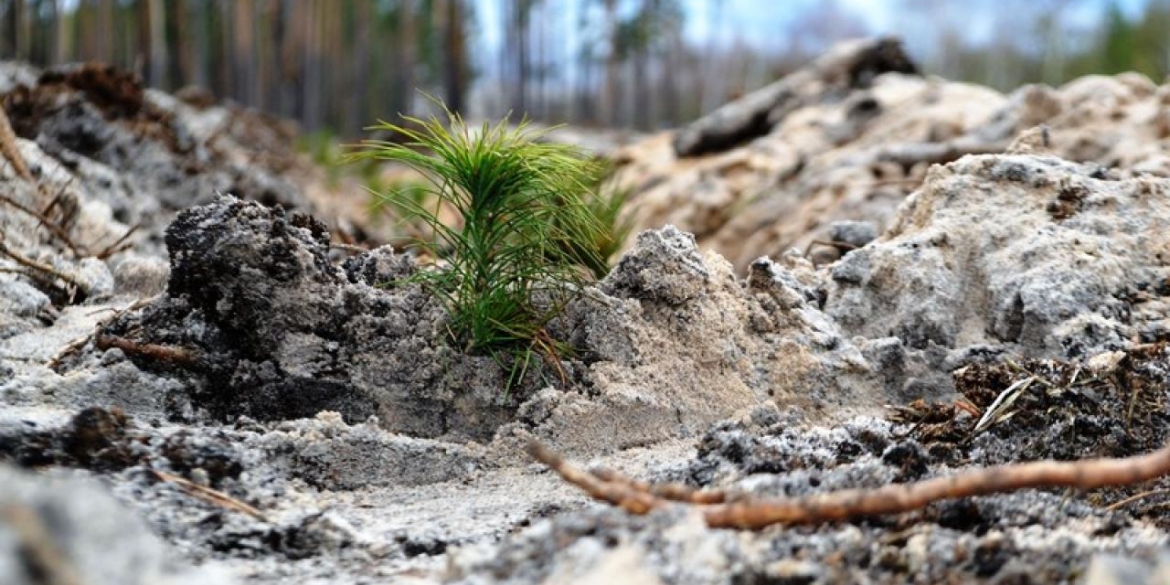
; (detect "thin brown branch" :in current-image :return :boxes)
[526,441,660,515]
[94,333,196,365]
[0,103,34,182]
[528,439,1170,530]
[41,179,71,217]
[589,466,726,504]
[150,469,268,521]
[0,239,89,297]
[0,192,84,257]
[1104,487,1170,512]
[47,298,157,369]
[94,223,141,259]
[48,334,93,370]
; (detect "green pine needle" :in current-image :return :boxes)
[348,105,622,388]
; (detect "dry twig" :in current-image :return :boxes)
[0,191,84,256]
[0,101,33,182]
[528,438,1170,530]
[47,297,157,368]
[149,469,268,521]
[1104,487,1170,512]
[0,237,89,298]
[589,465,726,504]
[94,333,196,365]
[93,223,141,259]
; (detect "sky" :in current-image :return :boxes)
[480,0,1154,58]
[681,0,1151,50]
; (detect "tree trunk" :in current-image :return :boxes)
[147,0,164,86]
[233,0,256,105]
[15,0,30,60]
[279,0,302,117]
[167,0,189,89]
[442,0,466,114]
[662,16,681,126]
[54,0,71,63]
[602,0,618,126]
[348,0,371,134]
[98,0,115,63]
[136,0,152,80]
[302,0,322,130]
[392,0,416,115]
[515,0,530,115]
[699,0,724,114]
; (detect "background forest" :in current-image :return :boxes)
[1,0,1169,136]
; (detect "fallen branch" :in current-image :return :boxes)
[527,438,1170,530]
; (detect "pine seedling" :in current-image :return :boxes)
[351,107,609,387]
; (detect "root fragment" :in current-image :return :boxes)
[94,333,195,365]
[528,438,1170,530]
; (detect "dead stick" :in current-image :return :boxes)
[41,179,71,217]
[0,102,33,182]
[48,298,157,369]
[94,223,140,259]
[150,470,268,521]
[590,466,726,504]
[0,193,84,257]
[0,240,89,296]
[526,441,661,515]
[94,333,195,365]
[528,439,1170,530]
[1104,487,1170,512]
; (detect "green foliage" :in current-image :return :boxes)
[1102,2,1137,74]
[1063,1,1170,83]
[365,176,430,223]
[555,175,635,279]
[296,130,347,186]
[350,107,612,387]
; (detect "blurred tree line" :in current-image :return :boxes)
[0,0,1168,136]
[0,0,474,136]
[898,0,1170,91]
